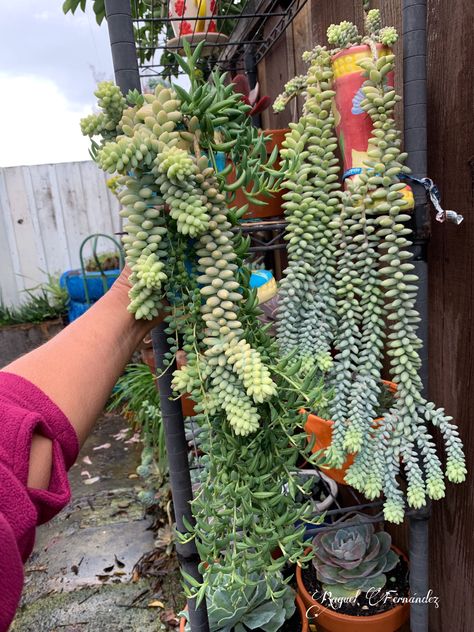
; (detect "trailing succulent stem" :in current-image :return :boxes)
[276,46,341,374]
[334,47,466,522]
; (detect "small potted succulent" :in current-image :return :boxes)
[296,513,409,631]
[228,73,287,219]
[180,568,309,632]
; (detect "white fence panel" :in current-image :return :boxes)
[0,160,121,306]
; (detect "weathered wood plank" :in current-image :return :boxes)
[2,166,46,290]
[426,0,474,629]
[0,161,122,305]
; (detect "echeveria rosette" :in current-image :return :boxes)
[276,47,341,374]
[312,514,399,598]
[183,568,295,632]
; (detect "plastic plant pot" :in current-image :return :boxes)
[296,545,409,632]
[304,380,397,485]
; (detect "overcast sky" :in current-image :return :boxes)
[0,1,115,167]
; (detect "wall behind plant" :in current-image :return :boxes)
[0,160,120,306]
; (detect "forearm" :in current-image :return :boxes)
[4,286,150,447]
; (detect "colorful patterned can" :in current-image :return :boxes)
[169,0,217,38]
[331,44,414,209]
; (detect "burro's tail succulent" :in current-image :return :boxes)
[312,513,399,598]
[276,46,341,374]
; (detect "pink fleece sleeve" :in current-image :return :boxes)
[0,371,79,632]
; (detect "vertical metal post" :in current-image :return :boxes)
[104,4,209,630]
[403,2,430,631]
[152,325,210,632]
[104,0,141,94]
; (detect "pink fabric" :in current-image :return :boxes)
[0,372,79,631]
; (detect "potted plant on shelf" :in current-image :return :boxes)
[60,232,124,322]
[274,7,466,522]
[226,73,287,219]
[180,568,309,632]
[296,513,409,632]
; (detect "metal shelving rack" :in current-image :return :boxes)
[131,0,310,79]
[103,1,430,630]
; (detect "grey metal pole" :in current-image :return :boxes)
[103,4,209,629]
[104,0,141,94]
[403,2,430,631]
[151,325,210,632]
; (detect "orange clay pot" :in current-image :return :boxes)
[228,129,288,219]
[176,350,197,417]
[179,594,309,631]
[296,545,409,632]
[304,380,397,485]
[139,346,197,418]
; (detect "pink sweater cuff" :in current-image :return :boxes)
[0,371,79,631]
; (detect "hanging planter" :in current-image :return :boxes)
[304,381,396,485]
[296,514,409,632]
[331,42,413,208]
[167,0,228,53]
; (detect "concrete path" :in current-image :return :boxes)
[11,414,181,632]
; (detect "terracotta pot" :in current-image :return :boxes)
[176,350,197,417]
[179,594,309,631]
[304,380,397,485]
[228,129,288,219]
[296,545,409,632]
[139,346,197,418]
[331,44,413,208]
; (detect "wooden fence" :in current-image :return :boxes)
[0,161,120,306]
[258,1,474,629]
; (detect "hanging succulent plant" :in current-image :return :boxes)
[274,10,466,522]
[82,41,321,599]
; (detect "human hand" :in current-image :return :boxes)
[109,265,168,331]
